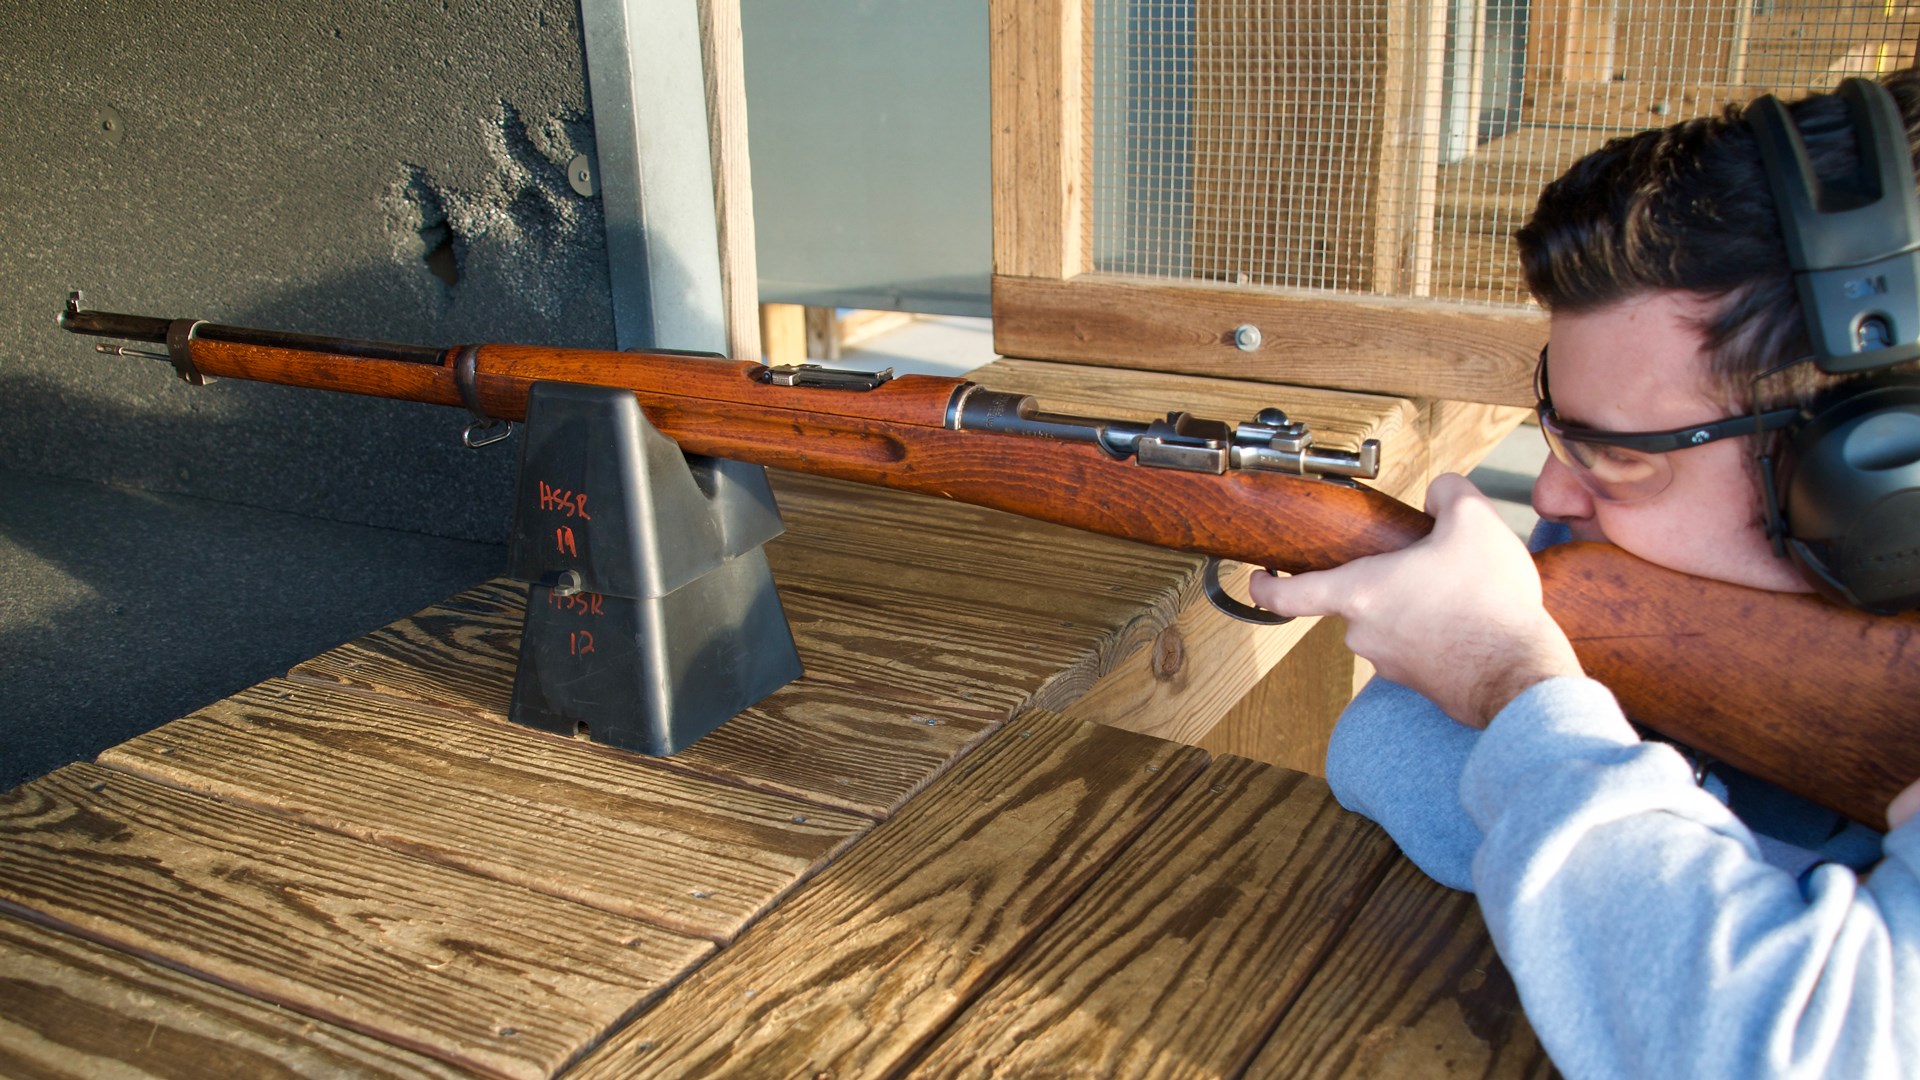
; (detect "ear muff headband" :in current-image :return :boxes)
[1750,78,1920,373]
[1748,78,1920,612]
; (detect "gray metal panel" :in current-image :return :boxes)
[741,0,991,317]
[581,0,729,352]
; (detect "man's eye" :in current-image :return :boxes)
[1595,446,1654,471]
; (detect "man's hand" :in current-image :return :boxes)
[1891,777,1920,830]
[1248,473,1583,728]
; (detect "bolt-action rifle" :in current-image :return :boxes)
[59,293,1920,830]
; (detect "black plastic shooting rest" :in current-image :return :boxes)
[503,380,803,755]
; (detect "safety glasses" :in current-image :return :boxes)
[1535,346,1801,502]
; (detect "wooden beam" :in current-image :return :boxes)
[757,302,806,364]
[699,0,761,361]
[1380,0,1451,296]
[992,272,1544,406]
[990,0,1087,280]
[1526,1,1619,87]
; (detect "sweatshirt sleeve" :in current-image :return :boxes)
[1461,676,1920,1079]
[1323,675,1484,892]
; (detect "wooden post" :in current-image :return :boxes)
[1527,1,1618,87]
[699,0,762,362]
[758,303,807,364]
[990,0,1088,281]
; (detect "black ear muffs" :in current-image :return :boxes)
[1749,77,1920,611]
[1772,375,1920,611]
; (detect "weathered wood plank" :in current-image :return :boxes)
[1198,614,1357,775]
[96,679,871,942]
[567,710,1210,1079]
[766,470,1202,717]
[0,763,713,1080]
[280,457,1215,819]
[911,758,1398,1078]
[993,272,1545,407]
[1245,857,1553,1079]
[286,581,1006,819]
[1064,563,1323,744]
[0,912,463,1080]
[285,584,525,720]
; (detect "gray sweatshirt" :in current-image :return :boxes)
[1326,674,1920,1077]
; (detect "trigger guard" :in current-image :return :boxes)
[1202,557,1294,625]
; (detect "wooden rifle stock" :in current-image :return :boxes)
[62,304,1920,829]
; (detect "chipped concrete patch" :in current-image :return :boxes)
[383,101,600,318]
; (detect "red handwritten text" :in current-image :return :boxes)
[538,480,592,520]
[546,591,606,616]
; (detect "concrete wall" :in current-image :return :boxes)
[1,0,617,542]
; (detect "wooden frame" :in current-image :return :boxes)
[989,0,1545,408]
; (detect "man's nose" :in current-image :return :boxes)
[1531,451,1595,524]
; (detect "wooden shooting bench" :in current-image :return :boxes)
[0,359,1544,1078]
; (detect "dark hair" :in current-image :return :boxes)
[1515,70,1920,410]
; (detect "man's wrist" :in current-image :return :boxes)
[1465,632,1583,728]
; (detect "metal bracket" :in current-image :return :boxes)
[453,345,514,448]
[760,363,895,390]
[165,319,212,386]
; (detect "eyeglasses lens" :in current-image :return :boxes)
[1537,412,1675,502]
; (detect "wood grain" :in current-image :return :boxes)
[1064,562,1322,745]
[1419,399,1531,488]
[698,0,762,363]
[1540,542,1920,830]
[567,711,1210,1079]
[292,626,1005,821]
[1199,615,1357,775]
[0,764,713,1080]
[1245,858,1552,1079]
[990,0,1085,279]
[911,758,1399,1078]
[97,679,871,942]
[992,272,1545,407]
[757,302,804,365]
[0,913,463,1080]
[283,577,1008,819]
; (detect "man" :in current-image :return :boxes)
[1248,76,1920,1076]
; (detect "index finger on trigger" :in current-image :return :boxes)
[1247,566,1345,620]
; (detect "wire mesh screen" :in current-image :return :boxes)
[1091,0,1920,307]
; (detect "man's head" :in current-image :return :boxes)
[1513,73,1920,594]
[1517,71,1920,413]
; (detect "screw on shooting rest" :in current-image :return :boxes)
[94,105,125,145]
[568,153,598,197]
[1233,324,1263,351]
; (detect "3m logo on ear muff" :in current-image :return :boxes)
[1843,275,1889,299]
[1750,77,1920,612]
